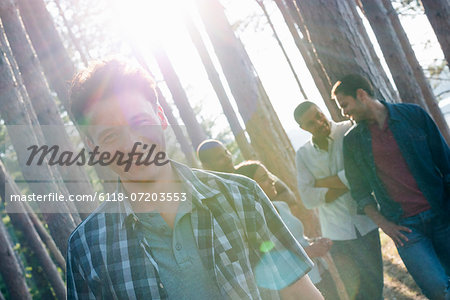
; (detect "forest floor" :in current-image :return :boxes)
[381,232,426,300]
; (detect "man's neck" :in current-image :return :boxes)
[312,135,329,151]
[366,100,388,129]
[121,162,182,213]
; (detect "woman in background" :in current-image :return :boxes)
[236,160,340,300]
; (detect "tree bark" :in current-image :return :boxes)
[359,0,428,108]
[0,21,76,256]
[381,0,450,142]
[131,47,200,167]
[0,217,32,300]
[293,0,398,103]
[0,0,98,219]
[0,162,66,299]
[17,0,117,195]
[275,0,343,120]
[152,45,209,150]
[420,0,450,67]
[183,14,257,160]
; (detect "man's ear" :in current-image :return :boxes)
[356,88,368,102]
[157,105,168,130]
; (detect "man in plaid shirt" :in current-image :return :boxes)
[66,59,321,299]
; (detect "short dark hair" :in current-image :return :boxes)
[235,160,266,180]
[331,74,375,99]
[69,58,157,126]
[197,139,224,164]
[293,101,317,125]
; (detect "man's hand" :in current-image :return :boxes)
[378,219,412,247]
[364,204,412,247]
[305,238,333,258]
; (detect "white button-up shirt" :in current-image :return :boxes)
[295,121,377,241]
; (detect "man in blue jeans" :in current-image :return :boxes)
[332,74,450,300]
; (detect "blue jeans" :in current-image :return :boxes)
[397,209,450,300]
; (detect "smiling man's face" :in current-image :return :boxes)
[86,90,167,181]
[298,105,331,139]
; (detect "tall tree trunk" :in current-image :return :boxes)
[195,0,319,237]
[359,0,429,109]
[420,0,450,67]
[274,0,343,120]
[349,0,400,102]
[293,0,398,103]
[131,47,199,167]
[256,0,308,100]
[183,14,257,160]
[0,218,32,300]
[0,0,98,220]
[16,0,118,194]
[152,45,209,150]
[23,202,66,272]
[380,0,450,142]
[0,21,76,256]
[53,0,89,66]
[0,162,66,299]
[16,0,74,107]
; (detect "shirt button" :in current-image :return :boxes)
[159,282,164,289]
[175,243,182,250]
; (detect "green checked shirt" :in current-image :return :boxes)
[67,161,313,299]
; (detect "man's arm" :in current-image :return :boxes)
[342,135,378,213]
[364,204,411,247]
[248,181,319,297]
[314,175,347,189]
[280,275,324,300]
[67,238,96,300]
[295,151,330,208]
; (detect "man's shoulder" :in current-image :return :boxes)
[67,203,113,253]
[191,168,258,195]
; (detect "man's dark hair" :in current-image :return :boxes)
[331,74,375,99]
[235,160,265,180]
[197,139,224,164]
[69,58,157,126]
[293,101,317,125]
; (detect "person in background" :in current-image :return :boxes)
[294,101,383,300]
[197,139,296,206]
[235,160,340,300]
[332,74,450,300]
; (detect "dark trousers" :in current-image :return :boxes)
[329,229,383,300]
[315,269,340,300]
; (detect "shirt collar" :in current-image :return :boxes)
[116,160,222,229]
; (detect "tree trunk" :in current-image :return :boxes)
[256,0,308,100]
[275,0,343,120]
[183,14,257,160]
[23,202,66,272]
[0,0,98,220]
[131,47,199,167]
[0,218,32,300]
[0,161,66,299]
[152,45,209,150]
[293,0,398,103]
[0,21,76,256]
[16,0,75,107]
[420,0,450,67]
[17,0,117,195]
[359,0,428,109]
[195,0,320,237]
[381,0,450,142]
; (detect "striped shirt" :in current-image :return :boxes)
[67,161,313,299]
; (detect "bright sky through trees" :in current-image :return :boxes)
[66,0,448,149]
